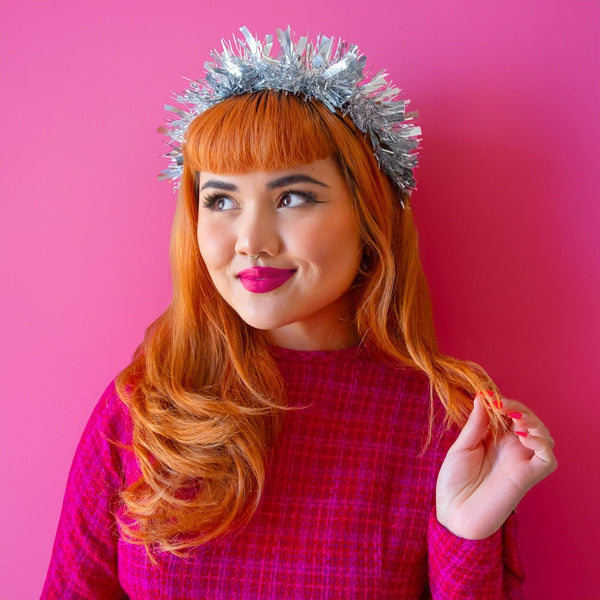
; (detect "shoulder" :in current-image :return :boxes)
[83,380,133,446]
[70,381,136,488]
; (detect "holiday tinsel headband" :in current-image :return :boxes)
[159,26,421,194]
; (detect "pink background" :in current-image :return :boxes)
[1,1,598,598]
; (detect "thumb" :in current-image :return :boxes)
[452,395,490,451]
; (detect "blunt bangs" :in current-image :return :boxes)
[182,90,341,175]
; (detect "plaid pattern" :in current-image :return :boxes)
[42,345,523,599]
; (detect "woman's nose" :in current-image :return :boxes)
[234,206,281,258]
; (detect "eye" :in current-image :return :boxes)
[202,194,238,211]
[277,190,317,208]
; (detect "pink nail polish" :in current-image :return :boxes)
[515,431,528,437]
[492,399,503,409]
[485,390,494,397]
[507,412,523,419]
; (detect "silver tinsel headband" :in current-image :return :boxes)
[160,26,421,194]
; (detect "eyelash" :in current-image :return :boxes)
[201,189,320,210]
[279,189,319,206]
[201,192,234,210]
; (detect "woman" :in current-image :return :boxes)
[42,27,556,599]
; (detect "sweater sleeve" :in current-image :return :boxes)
[427,508,525,599]
[41,383,130,599]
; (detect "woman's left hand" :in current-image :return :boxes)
[435,393,557,540]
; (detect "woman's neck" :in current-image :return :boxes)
[265,292,359,351]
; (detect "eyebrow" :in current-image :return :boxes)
[199,180,238,191]
[266,174,330,189]
[199,174,330,192]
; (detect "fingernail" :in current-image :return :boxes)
[485,390,494,397]
[491,399,503,409]
[507,412,523,419]
[515,431,528,437]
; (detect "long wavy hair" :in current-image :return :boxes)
[116,90,503,554]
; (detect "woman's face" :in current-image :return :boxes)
[196,157,363,350]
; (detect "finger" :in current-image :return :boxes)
[496,398,543,423]
[500,404,554,447]
[492,397,531,415]
[511,428,557,465]
[489,398,553,441]
[452,395,490,451]
[511,419,554,446]
[480,389,503,409]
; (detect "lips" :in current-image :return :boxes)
[237,267,297,293]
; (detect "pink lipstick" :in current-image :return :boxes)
[238,267,296,293]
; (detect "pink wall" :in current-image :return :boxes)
[1,1,598,598]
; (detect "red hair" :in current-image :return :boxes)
[116,90,503,554]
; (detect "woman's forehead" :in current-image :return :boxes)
[183,93,339,174]
[196,157,343,188]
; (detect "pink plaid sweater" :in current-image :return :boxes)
[42,345,524,599]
